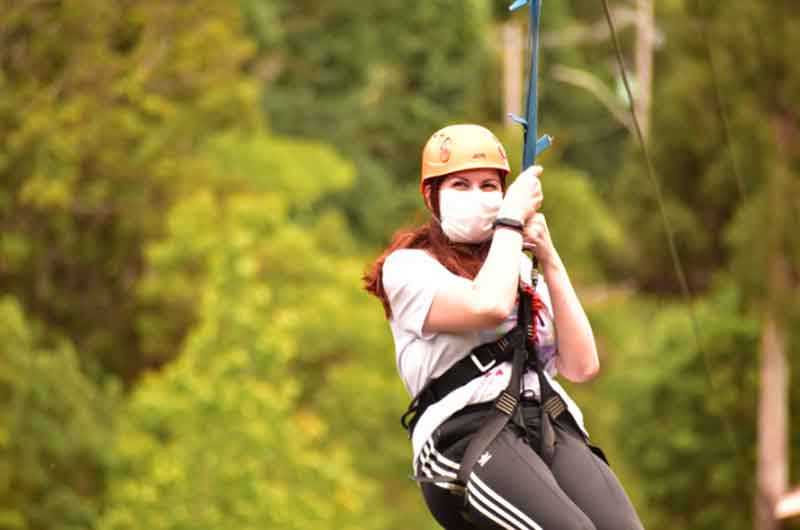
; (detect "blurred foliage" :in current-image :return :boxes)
[0,0,261,381]
[98,144,390,529]
[0,1,798,530]
[536,165,627,283]
[614,285,761,530]
[614,1,800,294]
[0,297,117,530]
[250,0,496,243]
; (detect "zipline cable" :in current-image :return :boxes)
[599,0,742,458]
[694,0,747,201]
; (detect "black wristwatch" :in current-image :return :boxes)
[492,217,524,233]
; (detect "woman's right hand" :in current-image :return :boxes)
[423,168,544,333]
[498,165,543,222]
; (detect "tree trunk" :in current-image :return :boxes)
[502,22,523,128]
[754,114,794,530]
[756,302,789,530]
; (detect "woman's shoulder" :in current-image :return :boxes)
[382,249,450,294]
[384,248,441,270]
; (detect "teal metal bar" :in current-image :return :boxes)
[509,0,552,169]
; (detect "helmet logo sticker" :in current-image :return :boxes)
[497,144,507,161]
[439,137,452,163]
[472,152,487,159]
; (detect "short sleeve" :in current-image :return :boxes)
[382,250,452,340]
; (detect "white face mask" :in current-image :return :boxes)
[439,188,503,243]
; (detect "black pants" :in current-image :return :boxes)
[417,401,645,530]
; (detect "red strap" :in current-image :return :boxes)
[521,283,544,346]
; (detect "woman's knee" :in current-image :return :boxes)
[549,432,644,530]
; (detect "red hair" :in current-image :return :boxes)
[364,177,518,319]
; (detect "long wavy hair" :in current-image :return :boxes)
[363,176,499,319]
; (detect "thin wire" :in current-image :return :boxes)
[599,0,742,458]
[695,0,747,201]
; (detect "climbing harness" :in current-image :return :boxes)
[402,283,570,487]
[401,326,526,435]
[457,282,567,487]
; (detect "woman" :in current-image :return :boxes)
[364,124,644,530]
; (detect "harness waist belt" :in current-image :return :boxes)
[403,287,569,489]
[401,326,526,436]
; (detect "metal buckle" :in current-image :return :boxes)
[470,353,496,372]
[495,391,518,415]
[543,396,566,418]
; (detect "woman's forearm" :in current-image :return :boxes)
[540,252,599,382]
[472,228,524,320]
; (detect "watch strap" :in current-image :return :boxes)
[492,217,524,232]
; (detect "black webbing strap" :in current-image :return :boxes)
[456,287,532,485]
[534,332,562,466]
[401,325,525,436]
[406,284,570,487]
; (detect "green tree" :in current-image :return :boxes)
[0,0,261,382]
[623,288,757,529]
[605,284,800,530]
[605,1,800,293]
[99,131,403,529]
[249,0,497,242]
[0,297,117,530]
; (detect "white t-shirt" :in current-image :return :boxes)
[382,248,588,466]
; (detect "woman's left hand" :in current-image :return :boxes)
[523,213,557,266]
[525,212,599,382]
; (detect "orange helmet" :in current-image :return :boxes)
[420,124,510,195]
